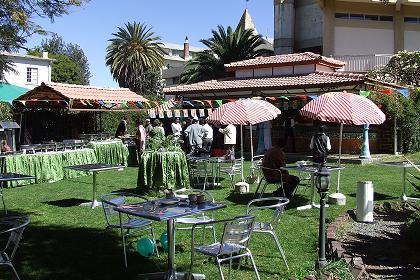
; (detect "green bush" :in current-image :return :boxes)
[97,111,147,135]
[0,102,13,121]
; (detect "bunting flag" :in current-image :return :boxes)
[380,89,392,95]
[19,100,26,106]
[183,100,194,107]
[359,90,371,97]
[215,100,223,107]
[183,109,189,117]
[79,99,87,106]
[204,100,213,107]
[199,109,205,117]
[136,101,144,108]
[69,99,74,108]
[149,109,156,118]
[397,88,409,98]
[62,101,69,108]
[158,110,164,118]
[174,110,181,117]
[207,108,213,115]
[166,110,173,118]
[85,100,93,106]
[266,97,276,101]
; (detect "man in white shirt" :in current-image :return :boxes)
[171,117,182,138]
[219,124,236,158]
[200,119,213,153]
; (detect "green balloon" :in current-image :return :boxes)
[160,231,169,252]
[137,238,155,258]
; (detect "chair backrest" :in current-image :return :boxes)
[0,216,30,261]
[100,192,148,226]
[219,215,254,254]
[173,188,215,203]
[246,197,289,231]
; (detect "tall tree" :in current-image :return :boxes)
[29,34,91,84]
[106,22,165,94]
[0,0,88,74]
[180,26,273,84]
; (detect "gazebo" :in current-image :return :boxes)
[163,52,402,154]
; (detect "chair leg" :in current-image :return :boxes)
[150,227,159,257]
[271,231,289,269]
[118,213,128,268]
[247,250,261,280]
[189,249,195,280]
[211,225,217,243]
[254,179,263,198]
[216,257,226,280]
[228,253,233,280]
[9,263,20,280]
[0,186,6,214]
[258,183,268,199]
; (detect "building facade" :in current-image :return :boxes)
[274,0,420,71]
[1,52,54,89]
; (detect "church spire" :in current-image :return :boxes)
[236,8,258,35]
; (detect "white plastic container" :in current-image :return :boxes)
[356,181,374,222]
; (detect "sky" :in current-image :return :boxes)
[26,0,274,87]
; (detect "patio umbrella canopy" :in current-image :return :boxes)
[0,83,29,102]
[300,91,386,193]
[207,98,281,181]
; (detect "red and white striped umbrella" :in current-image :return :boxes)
[300,91,385,125]
[207,98,281,125]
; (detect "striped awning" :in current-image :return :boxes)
[207,99,281,125]
[300,91,386,125]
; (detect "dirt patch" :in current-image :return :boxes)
[338,203,420,279]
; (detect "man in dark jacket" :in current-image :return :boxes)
[262,138,300,198]
[310,124,331,164]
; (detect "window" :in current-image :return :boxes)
[404,17,419,23]
[335,13,393,22]
[379,16,393,22]
[349,14,364,20]
[335,13,348,19]
[26,67,38,84]
[364,14,379,21]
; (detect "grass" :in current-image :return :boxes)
[1,153,419,280]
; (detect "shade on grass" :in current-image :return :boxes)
[0,82,29,102]
[2,153,420,279]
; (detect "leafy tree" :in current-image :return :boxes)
[50,54,84,84]
[29,34,91,84]
[180,26,273,84]
[0,0,88,74]
[106,22,165,94]
[368,51,420,152]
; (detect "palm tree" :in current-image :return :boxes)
[106,22,164,92]
[180,25,272,84]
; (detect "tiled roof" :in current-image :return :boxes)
[163,71,366,94]
[19,82,147,102]
[224,52,345,70]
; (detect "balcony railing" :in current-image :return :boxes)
[334,54,393,72]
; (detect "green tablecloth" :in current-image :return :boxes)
[137,151,190,190]
[87,141,129,166]
[2,149,97,187]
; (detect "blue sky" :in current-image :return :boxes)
[26,0,274,87]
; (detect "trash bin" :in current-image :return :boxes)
[356,181,374,222]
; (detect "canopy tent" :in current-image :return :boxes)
[13,82,149,111]
[0,83,29,102]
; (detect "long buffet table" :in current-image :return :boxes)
[0,140,129,187]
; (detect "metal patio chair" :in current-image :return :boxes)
[173,188,216,243]
[189,215,260,280]
[220,158,243,188]
[0,215,30,280]
[100,192,158,268]
[246,197,290,269]
[253,166,286,199]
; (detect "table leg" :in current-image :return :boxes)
[0,182,6,214]
[91,171,101,208]
[168,219,176,278]
[402,167,407,201]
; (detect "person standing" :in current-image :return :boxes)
[158,121,166,136]
[219,124,236,158]
[135,119,146,153]
[262,138,300,198]
[171,117,182,138]
[310,124,331,165]
[200,119,213,153]
[149,119,165,139]
[283,116,296,153]
[115,116,128,138]
[184,117,205,154]
[144,119,153,137]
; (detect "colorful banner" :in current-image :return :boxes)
[158,110,164,118]
[166,110,173,118]
[183,109,189,117]
[174,110,181,117]
[199,109,205,117]
[190,109,197,118]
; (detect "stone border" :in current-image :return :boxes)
[326,210,370,279]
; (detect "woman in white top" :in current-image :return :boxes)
[219,124,236,158]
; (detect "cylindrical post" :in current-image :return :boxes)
[336,124,343,192]
[359,124,371,159]
[317,193,328,270]
[402,166,407,201]
[92,171,97,208]
[240,125,244,181]
[167,219,176,276]
[394,118,398,155]
[250,124,254,162]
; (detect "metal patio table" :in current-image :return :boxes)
[114,198,226,279]
[64,163,124,208]
[280,165,345,210]
[380,161,420,201]
[0,173,35,214]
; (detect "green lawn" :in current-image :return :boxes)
[1,153,419,280]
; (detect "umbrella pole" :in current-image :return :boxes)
[241,125,244,181]
[337,123,343,193]
[250,124,254,162]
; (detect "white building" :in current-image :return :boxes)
[1,52,54,89]
[274,0,420,72]
[161,39,206,87]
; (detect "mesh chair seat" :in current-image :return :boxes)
[108,218,152,229]
[195,242,246,257]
